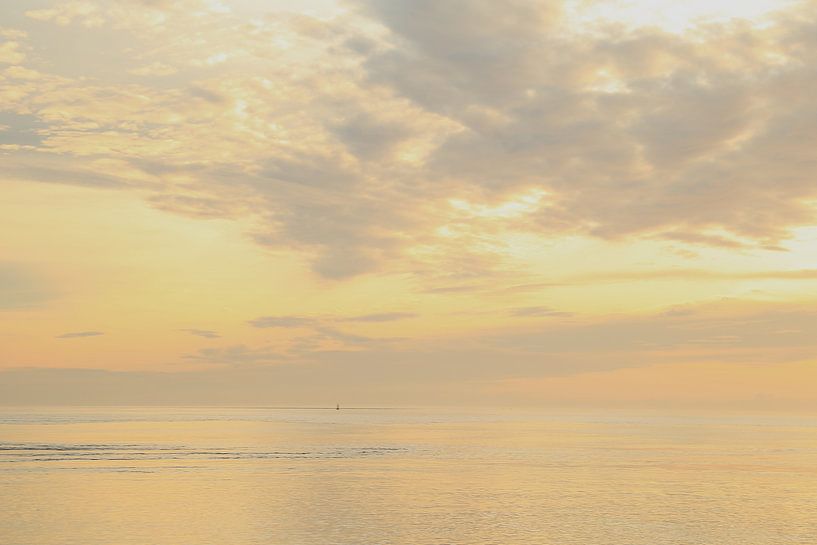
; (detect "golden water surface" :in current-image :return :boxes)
[1,407,816,544]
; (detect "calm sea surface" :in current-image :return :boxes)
[1,407,816,544]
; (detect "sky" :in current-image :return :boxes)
[2,0,817,409]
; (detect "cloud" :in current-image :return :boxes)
[247,316,316,328]
[6,2,817,410]
[25,1,107,28]
[237,299,817,377]
[0,28,28,65]
[424,267,817,297]
[56,331,104,339]
[180,328,220,339]
[312,326,379,346]
[575,268,817,283]
[3,296,817,406]
[0,262,56,310]
[185,344,283,365]
[2,153,138,189]
[244,314,407,355]
[0,41,25,65]
[6,356,817,409]
[354,0,817,248]
[249,312,415,327]
[421,284,483,294]
[128,61,177,76]
[330,112,413,160]
[340,312,417,322]
[354,0,565,110]
[489,302,817,365]
[509,306,572,318]
[0,112,45,146]
[3,0,817,282]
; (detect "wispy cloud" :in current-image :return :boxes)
[180,329,220,339]
[247,316,316,328]
[184,344,284,365]
[56,331,104,339]
[0,262,56,310]
[249,312,416,327]
[509,307,572,318]
[577,269,817,283]
[340,312,417,323]
[243,313,411,356]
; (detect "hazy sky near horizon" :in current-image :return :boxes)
[3,0,817,408]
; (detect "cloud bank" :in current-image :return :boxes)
[2,0,817,280]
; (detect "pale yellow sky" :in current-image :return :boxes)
[2,0,817,408]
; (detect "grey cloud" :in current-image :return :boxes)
[56,331,104,339]
[4,154,133,189]
[353,0,817,248]
[340,312,417,322]
[342,35,377,56]
[248,316,316,328]
[422,284,483,294]
[131,0,178,7]
[499,282,563,294]
[181,329,220,339]
[331,112,412,160]
[4,298,817,406]
[131,158,207,177]
[246,155,419,278]
[313,326,373,345]
[8,0,817,282]
[630,80,753,169]
[310,244,380,279]
[509,306,572,318]
[356,0,564,110]
[658,231,749,249]
[0,262,56,310]
[185,344,284,365]
[248,312,415,327]
[0,361,522,407]
[148,194,238,219]
[247,314,407,350]
[188,85,226,104]
[431,267,817,297]
[7,301,817,407]
[259,155,360,191]
[490,304,817,359]
[244,299,817,375]
[0,112,46,146]
[575,268,817,283]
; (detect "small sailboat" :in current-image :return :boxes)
[336,403,340,411]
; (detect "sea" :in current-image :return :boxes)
[1,406,815,544]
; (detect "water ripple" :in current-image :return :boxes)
[0,442,408,464]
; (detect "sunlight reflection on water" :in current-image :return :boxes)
[1,407,816,544]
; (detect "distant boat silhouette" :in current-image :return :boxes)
[336,403,340,410]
